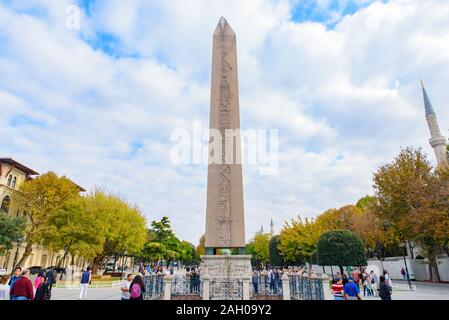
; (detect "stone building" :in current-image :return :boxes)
[0,158,88,274]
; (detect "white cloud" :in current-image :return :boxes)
[1,0,449,244]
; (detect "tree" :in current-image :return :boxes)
[269,235,285,267]
[0,214,26,255]
[372,147,446,282]
[15,172,82,267]
[197,234,205,256]
[278,217,322,265]
[248,233,271,267]
[90,191,147,273]
[317,230,367,274]
[39,197,106,269]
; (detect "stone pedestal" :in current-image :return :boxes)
[200,255,252,300]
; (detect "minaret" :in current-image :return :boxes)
[421,80,448,165]
[270,219,274,236]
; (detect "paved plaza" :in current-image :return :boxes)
[50,280,449,301]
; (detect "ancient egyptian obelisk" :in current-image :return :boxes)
[205,17,245,253]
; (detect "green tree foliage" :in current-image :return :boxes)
[0,214,26,255]
[140,217,198,267]
[317,230,367,274]
[90,190,147,272]
[278,217,321,264]
[269,235,285,267]
[246,233,271,267]
[39,197,106,267]
[15,172,82,267]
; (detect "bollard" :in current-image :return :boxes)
[163,274,173,300]
[242,277,251,300]
[202,275,210,300]
[321,274,333,300]
[282,273,291,300]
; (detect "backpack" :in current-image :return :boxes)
[130,283,142,299]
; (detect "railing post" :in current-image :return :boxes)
[202,275,210,300]
[321,274,333,300]
[242,277,251,300]
[163,274,173,300]
[282,273,291,300]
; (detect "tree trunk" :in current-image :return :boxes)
[427,249,441,283]
[16,241,33,268]
[339,265,344,275]
[407,241,415,259]
[59,249,68,280]
[92,255,104,274]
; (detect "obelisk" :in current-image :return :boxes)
[205,17,246,253]
[200,19,252,299]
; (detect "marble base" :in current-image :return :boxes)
[200,255,252,300]
[200,255,252,279]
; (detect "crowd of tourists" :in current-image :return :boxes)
[330,269,393,301]
[0,266,56,300]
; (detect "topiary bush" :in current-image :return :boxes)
[317,230,366,273]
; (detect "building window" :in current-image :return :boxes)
[1,196,10,214]
[12,177,17,188]
[7,175,12,187]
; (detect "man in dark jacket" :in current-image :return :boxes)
[378,275,392,300]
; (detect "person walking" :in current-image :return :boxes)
[0,276,10,300]
[384,270,393,289]
[34,272,43,294]
[331,278,345,300]
[79,267,92,300]
[120,274,133,300]
[35,274,51,300]
[252,270,260,294]
[378,275,392,300]
[10,269,34,300]
[46,267,57,292]
[343,276,362,301]
[8,267,22,300]
[129,275,145,300]
[362,274,368,297]
[400,268,407,281]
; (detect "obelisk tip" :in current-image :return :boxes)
[214,16,235,35]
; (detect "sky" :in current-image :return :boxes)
[1,0,449,245]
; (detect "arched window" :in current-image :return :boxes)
[1,196,11,214]
[7,175,12,187]
[12,177,17,188]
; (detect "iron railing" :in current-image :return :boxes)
[250,275,283,297]
[171,276,202,296]
[143,274,164,300]
[289,275,324,300]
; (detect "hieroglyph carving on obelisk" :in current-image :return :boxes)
[205,17,245,249]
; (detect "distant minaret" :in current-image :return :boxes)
[270,219,274,236]
[421,80,448,165]
[259,225,264,233]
